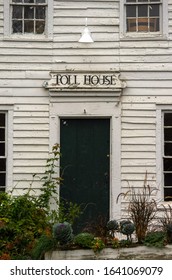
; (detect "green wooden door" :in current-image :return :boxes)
[60,119,110,232]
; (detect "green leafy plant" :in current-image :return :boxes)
[106,220,119,238]
[120,220,135,241]
[74,232,94,248]
[37,144,62,210]
[144,231,167,248]
[160,204,172,243]
[92,237,105,252]
[32,233,56,260]
[37,143,81,225]
[111,238,120,248]
[0,192,51,259]
[0,144,81,259]
[119,239,132,247]
[53,222,73,245]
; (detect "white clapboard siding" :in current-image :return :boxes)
[13,103,50,188]
[0,0,172,215]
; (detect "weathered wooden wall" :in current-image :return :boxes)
[0,0,171,215]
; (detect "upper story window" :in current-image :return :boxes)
[125,0,161,33]
[4,0,53,39]
[122,0,166,36]
[11,0,47,35]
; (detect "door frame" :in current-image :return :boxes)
[49,95,121,220]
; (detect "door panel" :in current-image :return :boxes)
[60,118,110,232]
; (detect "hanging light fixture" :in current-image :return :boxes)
[79,18,94,43]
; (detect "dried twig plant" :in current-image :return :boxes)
[117,173,158,243]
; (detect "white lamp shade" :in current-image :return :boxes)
[79,26,94,43]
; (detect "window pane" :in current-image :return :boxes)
[138,5,148,17]
[36,7,45,19]
[138,18,148,32]
[36,21,45,34]
[24,6,34,19]
[0,143,5,156]
[0,114,5,126]
[164,143,172,156]
[12,0,22,3]
[0,159,6,172]
[164,173,172,186]
[0,173,5,187]
[164,188,172,201]
[150,5,159,17]
[164,113,172,126]
[12,20,22,33]
[126,6,136,17]
[0,128,5,141]
[150,18,159,31]
[36,0,46,3]
[127,18,136,31]
[12,6,22,19]
[164,128,172,141]
[164,158,172,171]
[24,0,34,3]
[24,20,34,32]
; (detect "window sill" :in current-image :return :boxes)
[120,33,168,41]
[3,34,53,42]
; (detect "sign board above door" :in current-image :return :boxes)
[43,71,126,92]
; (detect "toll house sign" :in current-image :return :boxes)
[43,72,126,92]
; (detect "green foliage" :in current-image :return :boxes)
[37,143,81,225]
[91,237,105,252]
[119,239,132,248]
[107,220,118,231]
[120,220,135,241]
[111,238,120,248]
[107,220,119,238]
[58,200,81,226]
[38,144,62,210]
[53,222,73,245]
[144,231,167,248]
[0,143,81,259]
[32,234,56,260]
[0,192,50,259]
[160,204,172,243]
[74,233,94,248]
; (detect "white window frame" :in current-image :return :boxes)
[4,0,53,40]
[120,0,168,39]
[0,107,13,192]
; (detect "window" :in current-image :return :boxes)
[125,0,162,33]
[0,113,6,192]
[11,0,47,34]
[4,0,53,38]
[163,112,172,201]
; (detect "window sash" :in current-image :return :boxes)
[10,0,47,34]
[125,0,162,33]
